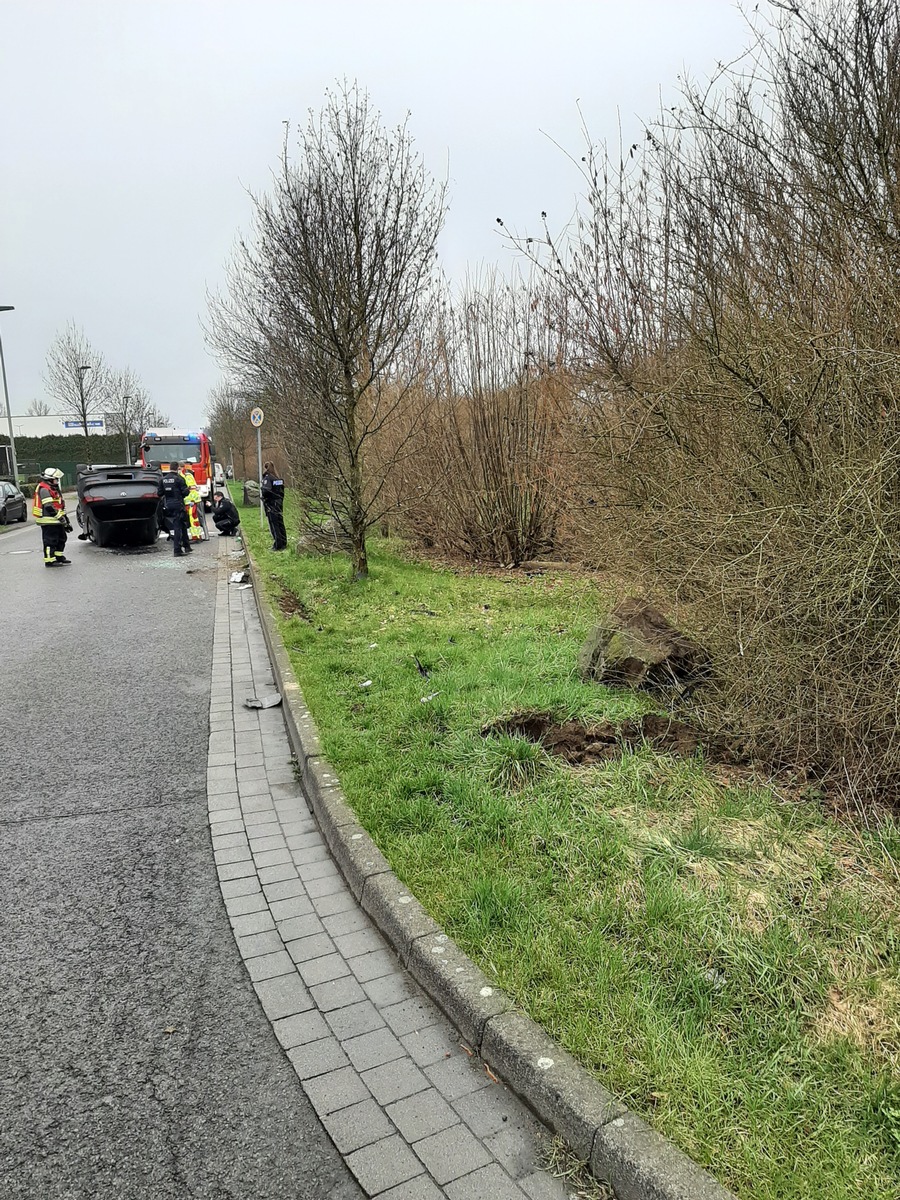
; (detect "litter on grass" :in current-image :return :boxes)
[244,693,283,709]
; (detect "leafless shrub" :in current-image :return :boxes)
[513,0,900,806]
[388,272,573,564]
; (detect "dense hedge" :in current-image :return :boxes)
[0,433,131,487]
[0,433,126,463]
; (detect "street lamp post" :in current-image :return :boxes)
[77,364,92,456]
[122,394,132,462]
[0,305,19,484]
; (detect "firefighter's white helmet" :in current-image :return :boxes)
[42,467,58,480]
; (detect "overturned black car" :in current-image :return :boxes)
[76,463,163,547]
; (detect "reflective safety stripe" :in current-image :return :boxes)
[33,481,65,518]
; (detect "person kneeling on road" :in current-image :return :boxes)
[32,467,72,567]
[158,461,192,558]
[212,490,240,536]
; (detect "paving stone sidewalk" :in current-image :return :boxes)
[208,540,577,1200]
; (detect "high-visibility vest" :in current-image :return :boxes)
[32,480,66,525]
[181,468,203,539]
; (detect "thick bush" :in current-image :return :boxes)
[531,0,900,805]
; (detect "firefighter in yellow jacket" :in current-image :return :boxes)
[179,465,204,541]
[33,468,73,567]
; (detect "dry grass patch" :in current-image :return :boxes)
[815,982,900,1071]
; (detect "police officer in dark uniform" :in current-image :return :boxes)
[158,461,191,557]
[261,461,287,550]
[212,490,241,536]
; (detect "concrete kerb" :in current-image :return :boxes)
[481,1011,625,1162]
[359,872,443,967]
[590,1112,737,1200]
[328,821,392,902]
[406,930,513,1051]
[245,553,739,1200]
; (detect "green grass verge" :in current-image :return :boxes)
[234,489,900,1200]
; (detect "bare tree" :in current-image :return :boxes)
[43,324,110,442]
[206,382,254,478]
[210,84,447,578]
[26,398,51,416]
[105,368,168,462]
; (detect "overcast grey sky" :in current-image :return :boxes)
[2,0,753,430]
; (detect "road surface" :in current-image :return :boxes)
[0,524,361,1199]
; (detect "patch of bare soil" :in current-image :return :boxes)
[277,589,312,621]
[484,710,702,765]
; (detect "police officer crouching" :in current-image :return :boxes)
[158,461,192,557]
[212,490,240,536]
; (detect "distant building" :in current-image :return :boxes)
[9,413,108,437]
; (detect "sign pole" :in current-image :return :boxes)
[250,406,265,530]
[257,426,264,528]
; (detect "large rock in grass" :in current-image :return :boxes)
[578,598,710,693]
[296,517,351,554]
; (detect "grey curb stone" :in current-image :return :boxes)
[360,871,443,966]
[406,932,512,1051]
[246,553,739,1200]
[327,822,392,902]
[310,777,358,835]
[591,1111,736,1200]
[303,756,343,809]
[481,1010,624,1161]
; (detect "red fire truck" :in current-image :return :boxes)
[137,428,217,510]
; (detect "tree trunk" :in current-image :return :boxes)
[348,455,368,579]
[350,525,368,579]
[346,389,368,579]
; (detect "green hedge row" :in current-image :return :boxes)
[0,433,133,487]
[0,432,126,462]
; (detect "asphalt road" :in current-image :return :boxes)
[0,524,361,1199]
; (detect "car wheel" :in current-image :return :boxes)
[0,505,6,525]
[138,516,157,545]
[17,506,26,522]
[88,513,108,546]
